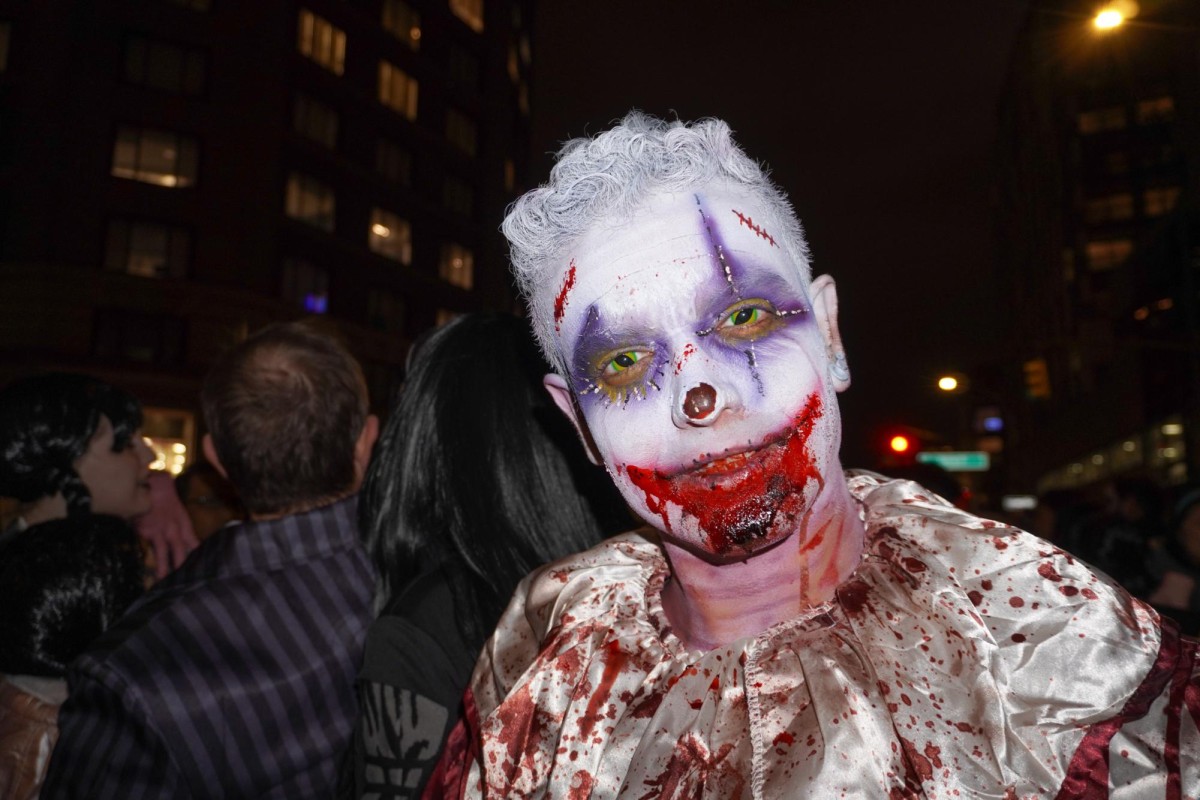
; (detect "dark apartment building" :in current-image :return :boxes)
[0,0,534,472]
[994,0,1200,494]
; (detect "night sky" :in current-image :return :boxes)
[529,0,1030,466]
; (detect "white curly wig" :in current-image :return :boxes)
[503,111,813,373]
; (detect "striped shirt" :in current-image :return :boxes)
[41,496,375,799]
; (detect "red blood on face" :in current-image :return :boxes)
[626,393,824,555]
[674,343,697,374]
[553,261,578,332]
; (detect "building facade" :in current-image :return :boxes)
[0,0,535,469]
[995,0,1200,494]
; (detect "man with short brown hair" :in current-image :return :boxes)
[44,320,380,799]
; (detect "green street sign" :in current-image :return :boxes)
[916,451,990,472]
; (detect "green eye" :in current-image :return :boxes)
[609,351,641,372]
[592,346,655,401]
[728,308,760,326]
[712,299,784,341]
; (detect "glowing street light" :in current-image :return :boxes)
[937,376,959,392]
[1092,1,1138,32]
[889,435,911,454]
[1094,8,1125,30]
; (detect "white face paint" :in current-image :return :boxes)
[545,185,848,560]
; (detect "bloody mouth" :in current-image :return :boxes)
[626,392,824,555]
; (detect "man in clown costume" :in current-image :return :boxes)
[431,112,1199,799]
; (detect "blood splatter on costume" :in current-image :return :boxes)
[434,475,1200,799]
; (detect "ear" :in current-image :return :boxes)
[810,274,850,392]
[544,374,604,466]
[353,414,381,486]
[202,435,230,480]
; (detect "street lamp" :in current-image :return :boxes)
[1092,1,1138,32]
[1094,8,1125,30]
[937,376,959,392]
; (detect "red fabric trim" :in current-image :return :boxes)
[1165,636,1200,800]
[1186,649,1200,725]
[422,688,483,800]
[1054,619,1182,800]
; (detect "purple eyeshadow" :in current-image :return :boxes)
[565,194,813,409]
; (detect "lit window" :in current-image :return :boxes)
[105,220,190,278]
[124,36,206,94]
[1078,106,1126,134]
[378,61,418,120]
[439,243,474,289]
[285,173,336,232]
[1136,96,1174,125]
[297,9,345,76]
[449,0,484,32]
[446,108,477,156]
[112,126,198,188]
[1085,238,1133,271]
[368,289,406,333]
[140,408,195,476]
[369,208,412,264]
[376,139,412,186]
[293,93,339,148]
[382,0,420,50]
[1144,186,1181,217]
[0,22,11,73]
[1083,193,1132,225]
[281,258,329,314]
[448,45,480,91]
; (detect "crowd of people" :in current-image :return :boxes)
[1026,478,1200,635]
[0,112,1198,798]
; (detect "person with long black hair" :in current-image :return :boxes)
[344,312,628,799]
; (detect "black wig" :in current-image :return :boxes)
[0,374,143,515]
[0,515,146,676]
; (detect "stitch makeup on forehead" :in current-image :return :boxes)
[566,192,809,410]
